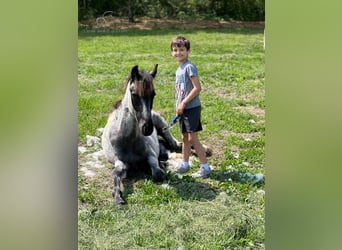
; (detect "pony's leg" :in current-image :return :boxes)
[147,155,165,182]
[112,160,127,205]
[152,111,182,151]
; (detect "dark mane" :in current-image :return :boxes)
[111,99,122,111]
[126,71,155,97]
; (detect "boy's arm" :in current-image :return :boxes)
[176,76,202,115]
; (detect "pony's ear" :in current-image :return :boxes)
[150,64,158,78]
[131,65,139,80]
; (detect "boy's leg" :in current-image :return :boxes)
[175,132,191,174]
[189,132,212,178]
[176,107,204,174]
[188,132,207,164]
[182,132,192,162]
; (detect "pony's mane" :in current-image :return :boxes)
[125,70,155,97]
[112,69,155,111]
[111,99,122,111]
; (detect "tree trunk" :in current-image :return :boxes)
[128,0,135,23]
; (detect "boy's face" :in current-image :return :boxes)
[171,46,190,64]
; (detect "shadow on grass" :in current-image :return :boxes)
[166,173,218,201]
[105,149,264,205]
[210,168,265,187]
[119,164,218,203]
[119,164,265,206]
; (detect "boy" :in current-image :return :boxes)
[170,36,212,178]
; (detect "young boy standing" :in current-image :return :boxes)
[170,36,212,178]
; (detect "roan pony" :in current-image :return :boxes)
[101,64,181,205]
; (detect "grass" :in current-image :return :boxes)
[78,27,265,249]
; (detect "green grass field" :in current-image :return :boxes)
[78,27,265,249]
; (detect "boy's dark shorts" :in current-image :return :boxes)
[179,106,203,133]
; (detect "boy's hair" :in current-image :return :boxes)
[170,36,190,51]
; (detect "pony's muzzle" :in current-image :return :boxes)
[141,121,154,136]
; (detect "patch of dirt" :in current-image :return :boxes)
[204,129,262,161]
[79,17,265,31]
[233,106,265,118]
[204,88,264,105]
[204,130,230,161]
[229,131,262,141]
[210,88,239,101]
[78,132,113,182]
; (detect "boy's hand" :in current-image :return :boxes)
[176,102,186,115]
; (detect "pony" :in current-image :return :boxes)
[101,64,181,205]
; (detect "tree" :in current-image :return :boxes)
[127,0,135,22]
[78,0,265,22]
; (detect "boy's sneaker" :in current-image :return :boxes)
[175,162,190,174]
[191,166,212,178]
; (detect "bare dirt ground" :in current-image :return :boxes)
[79,16,265,30]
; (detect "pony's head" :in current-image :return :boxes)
[128,64,158,136]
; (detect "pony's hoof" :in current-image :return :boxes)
[114,199,126,205]
[152,169,165,182]
[114,198,126,206]
[112,192,126,205]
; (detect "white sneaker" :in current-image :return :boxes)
[175,162,190,174]
[191,166,212,178]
